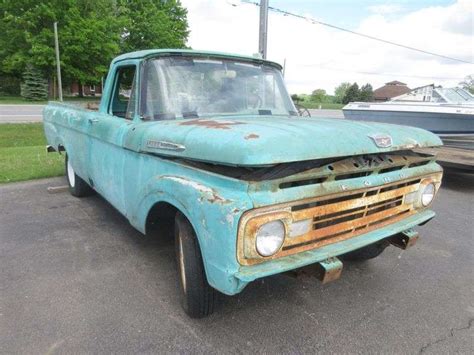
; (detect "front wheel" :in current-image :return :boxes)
[175,212,217,318]
[65,154,94,197]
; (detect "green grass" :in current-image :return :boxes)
[299,102,345,109]
[0,123,64,183]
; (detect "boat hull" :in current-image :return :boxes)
[343,108,474,134]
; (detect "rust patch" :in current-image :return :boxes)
[205,189,233,205]
[245,133,260,140]
[179,119,244,130]
[207,193,231,204]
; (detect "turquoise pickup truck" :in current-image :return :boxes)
[44,49,443,318]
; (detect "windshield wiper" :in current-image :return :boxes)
[152,113,176,120]
[182,110,199,118]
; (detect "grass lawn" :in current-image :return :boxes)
[0,123,64,183]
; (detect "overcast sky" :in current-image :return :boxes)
[181,0,474,94]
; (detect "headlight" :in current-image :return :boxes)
[255,220,285,257]
[421,183,435,206]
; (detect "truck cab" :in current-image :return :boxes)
[44,49,443,318]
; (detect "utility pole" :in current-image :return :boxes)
[258,0,269,59]
[54,22,63,102]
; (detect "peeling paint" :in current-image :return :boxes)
[164,176,214,194]
[163,175,232,205]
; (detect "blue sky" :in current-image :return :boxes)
[270,0,457,29]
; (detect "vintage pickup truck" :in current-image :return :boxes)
[44,49,443,317]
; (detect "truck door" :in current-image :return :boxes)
[87,64,138,214]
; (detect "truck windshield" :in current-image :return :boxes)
[140,56,298,120]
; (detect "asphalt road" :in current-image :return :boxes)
[0,104,44,123]
[0,105,344,123]
[1,173,473,354]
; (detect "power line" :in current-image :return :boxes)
[237,0,474,65]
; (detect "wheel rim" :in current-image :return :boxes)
[67,159,75,188]
[178,233,187,293]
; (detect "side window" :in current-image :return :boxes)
[141,61,165,120]
[110,66,136,119]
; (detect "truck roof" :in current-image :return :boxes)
[112,49,283,70]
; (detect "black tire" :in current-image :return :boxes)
[175,212,217,318]
[65,154,94,197]
[341,241,389,261]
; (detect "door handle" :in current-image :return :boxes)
[88,117,99,123]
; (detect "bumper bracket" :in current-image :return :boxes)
[389,228,419,250]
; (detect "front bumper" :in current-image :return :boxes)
[234,208,434,283]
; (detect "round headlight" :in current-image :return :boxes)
[255,220,285,257]
[421,183,435,206]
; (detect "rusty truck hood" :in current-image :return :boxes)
[124,116,442,166]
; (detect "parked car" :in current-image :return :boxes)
[44,49,443,318]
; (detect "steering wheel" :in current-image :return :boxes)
[248,94,263,109]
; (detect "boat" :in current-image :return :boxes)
[343,86,474,150]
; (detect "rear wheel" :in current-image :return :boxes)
[175,212,217,318]
[341,241,389,261]
[65,154,94,197]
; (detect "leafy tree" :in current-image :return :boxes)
[0,75,21,95]
[459,74,474,94]
[119,0,189,52]
[342,83,360,104]
[311,89,327,102]
[358,83,373,102]
[0,0,189,96]
[20,64,48,101]
[334,82,351,103]
[60,1,125,90]
[0,0,123,87]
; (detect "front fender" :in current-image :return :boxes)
[130,174,253,294]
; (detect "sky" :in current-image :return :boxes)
[180,0,474,95]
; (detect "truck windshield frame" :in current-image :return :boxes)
[139,56,298,120]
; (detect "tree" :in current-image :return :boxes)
[358,83,374,102]
[310,89,327,102]
[334,82,351,103]
[59,2,125,90]
[0,0,124,87]
[119,0,189,52]
[459,74,474,94]
[342,83,360,104]
[0,0,189,96]
[20,64,48,101]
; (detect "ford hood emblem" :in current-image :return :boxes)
[368,133,393,148]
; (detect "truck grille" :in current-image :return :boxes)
[237,176,431,265]
[282,179,420,252]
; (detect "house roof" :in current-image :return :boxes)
[385,80,407,85]
[374,82,411,100]
[111,49,283,70]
